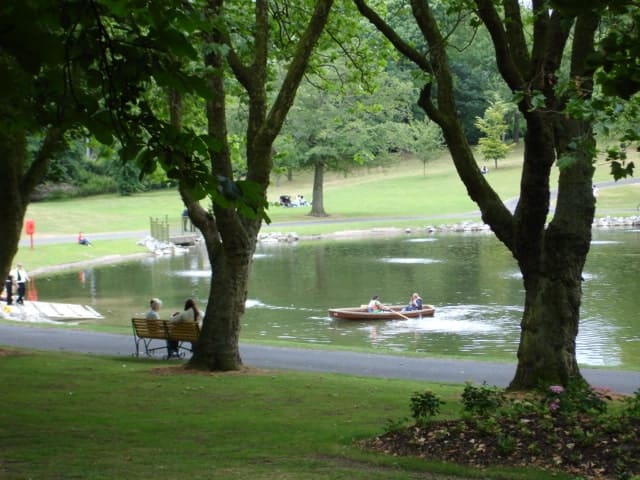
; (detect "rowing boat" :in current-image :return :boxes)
[328,305,435,320]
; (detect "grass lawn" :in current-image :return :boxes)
[16,239,148,272]
[0,348,567,480]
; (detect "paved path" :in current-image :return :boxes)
[1,324,638,394]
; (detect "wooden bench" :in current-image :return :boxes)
[131,317,201,358]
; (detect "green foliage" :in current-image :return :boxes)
[277,70,439,179]
[496,434,516,455]
[475,100,511,169]
[395,379,639,478]
[409,390,444,424]
[622,389,640,419]
[590,2,640,100]
[461,382,505,416]
[383,416,409,434]
[541,379,610,416]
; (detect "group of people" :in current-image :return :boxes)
[367,292,423,313]
[279,194,308,207]
[2,263,30,305]
[367,293,422,313]
[146,297,201,358]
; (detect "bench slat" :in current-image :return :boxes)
[167,322,200,341]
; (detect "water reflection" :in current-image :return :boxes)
[29,229,640,368]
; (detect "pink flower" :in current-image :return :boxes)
[549,400,560,411]
[549,385,565,394]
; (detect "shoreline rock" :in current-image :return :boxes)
[258,215,640,244]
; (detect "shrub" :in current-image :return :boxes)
[622,389,640,419]
[461,381,505,416]
[542,379,609,416]
[410,390,444,424]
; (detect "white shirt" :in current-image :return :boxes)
[10,267,29,283]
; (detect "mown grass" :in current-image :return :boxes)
[17,239,147,272]
[0,348,569,480]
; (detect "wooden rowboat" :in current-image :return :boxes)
[328,305,435,320]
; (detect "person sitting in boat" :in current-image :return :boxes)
[367,295,387,313]
[402,292,423,312]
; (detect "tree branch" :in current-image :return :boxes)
[21,127,66,202]
[474,0,526,92]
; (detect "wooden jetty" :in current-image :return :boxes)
[2,301,103,323]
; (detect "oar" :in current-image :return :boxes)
[385,307,411,321]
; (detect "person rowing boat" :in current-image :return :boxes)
[367,295,387,313]
[366,295,413,320]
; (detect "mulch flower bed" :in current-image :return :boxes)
[363,385,640,480]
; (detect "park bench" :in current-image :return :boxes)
[131,317,200,358]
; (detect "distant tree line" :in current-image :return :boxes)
[28,11,521,202]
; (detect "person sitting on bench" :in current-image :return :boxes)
[169,298,201,358]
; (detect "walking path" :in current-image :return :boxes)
[1,324,638,394]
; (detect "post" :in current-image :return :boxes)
[25,219,35,249]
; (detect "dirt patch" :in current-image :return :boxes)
[0,348,27,357]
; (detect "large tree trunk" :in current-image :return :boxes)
[510,117,596,388]
[309,160,327,217]
[0,130,29,283]
[189,216,260,370]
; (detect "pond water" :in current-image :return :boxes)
[29,229,640,368]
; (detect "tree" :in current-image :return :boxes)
[157,0,336,370]
[353,0,638,389]
[277,69,440,215]
[475,100,511,169]
[410,119,444,176]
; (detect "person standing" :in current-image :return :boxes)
[181,208,189,232]
[4,274,13,305]
[10,264,29,305]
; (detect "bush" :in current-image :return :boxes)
[410,390,444,424]
[461,381,505,416]
[622,388,640,419]
[542,378,610,416]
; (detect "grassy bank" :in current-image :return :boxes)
[16,147,640,272]
[0,348,562,480]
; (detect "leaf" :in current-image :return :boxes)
[609,160,635,180]
[557,154,578,171]
[86,110,115,145]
